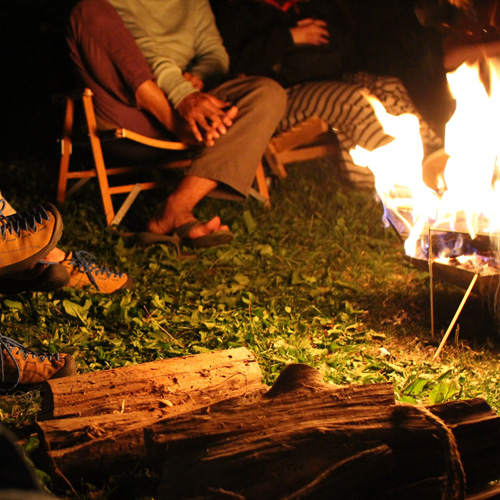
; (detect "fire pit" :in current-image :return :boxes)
[348,58,500,352]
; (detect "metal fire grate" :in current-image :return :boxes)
[404,228,500,359]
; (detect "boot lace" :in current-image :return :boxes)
[0,201,52,240]
[68,251,124,292]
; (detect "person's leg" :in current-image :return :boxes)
[147,176,225,237]
[280,80,396,152]
[341,73,445,188]
[190,76,287,195]
[67,0,175,138]
[1,334,77,391]
[356,73,443,156]
[277,80,395,188]
[278,76,443,188]
[0,193,131,293]
[148,76,287,238]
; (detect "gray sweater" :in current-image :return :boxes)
[108,0,230,107]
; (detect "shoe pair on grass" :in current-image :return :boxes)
[0,201,129,389]
[0,202,131,294]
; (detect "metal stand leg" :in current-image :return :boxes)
[433,273,478,360]
[428,228,435,339]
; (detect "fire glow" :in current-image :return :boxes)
[351,58,500,276]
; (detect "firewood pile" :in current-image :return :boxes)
[36,348,500,499]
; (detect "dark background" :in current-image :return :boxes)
[3,0,496,160]
[1,0,76,157]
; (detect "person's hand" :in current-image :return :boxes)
[290,18,329,46]
[183,72,204,90]
[176,92,238,146]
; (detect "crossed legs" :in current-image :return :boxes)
[68,0,286,241]
[147,76,286,239]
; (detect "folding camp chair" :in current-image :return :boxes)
[264,116,338,180]
[57,88,271,226]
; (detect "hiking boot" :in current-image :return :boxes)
[59,250,133,293]
[0,334,77,391]
[0,263,69,294]
[0,202,63,277]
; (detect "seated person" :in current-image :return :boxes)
[67,0,287,247]
[210,0,447,189]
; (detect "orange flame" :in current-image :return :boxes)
[350,59,500,263]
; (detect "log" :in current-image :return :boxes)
[36,359,500,500]
[39,346,262,419]
[144,364,500,500]
[429,398,500,489]
[36,347,264,482]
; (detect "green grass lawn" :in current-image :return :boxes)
[1,152,500,497]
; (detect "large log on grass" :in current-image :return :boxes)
[36,347,264,482]
[39,346,262,419]
[145,364,500,500]
[37,358,500,499]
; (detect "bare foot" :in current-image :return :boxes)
[147,215,229,240]
[145,175,229,241]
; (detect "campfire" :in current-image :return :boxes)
[350,58,500,338]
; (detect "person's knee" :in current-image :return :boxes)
[248,77,287,118]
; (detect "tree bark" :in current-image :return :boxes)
[36,359,500,500]
[145,365,499,500]
[39,346,262,419]
[36,347,264,482]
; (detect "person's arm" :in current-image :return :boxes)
[187,0,230,90]
[443,39,500,71]
[109,0,227,107]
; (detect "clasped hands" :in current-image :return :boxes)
[290,18,330,46]
[176,72,238,147]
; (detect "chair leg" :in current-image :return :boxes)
[264,142,288,180]
[255,162,271,206]
[82,90,116,225]
[57,97,74,204]
[111,184,142,226]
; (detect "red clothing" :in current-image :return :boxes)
[66,0,287,197]
[258,0,301,13]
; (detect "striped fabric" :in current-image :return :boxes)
[279,73,443,189]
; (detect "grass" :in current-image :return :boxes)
[1,150,500,498]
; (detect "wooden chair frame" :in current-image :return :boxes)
[57,88,270,226]
[264,116,338,180]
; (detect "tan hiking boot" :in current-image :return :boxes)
[0,202,63,277]
[59,251,133,293]
[0,334,77,391]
